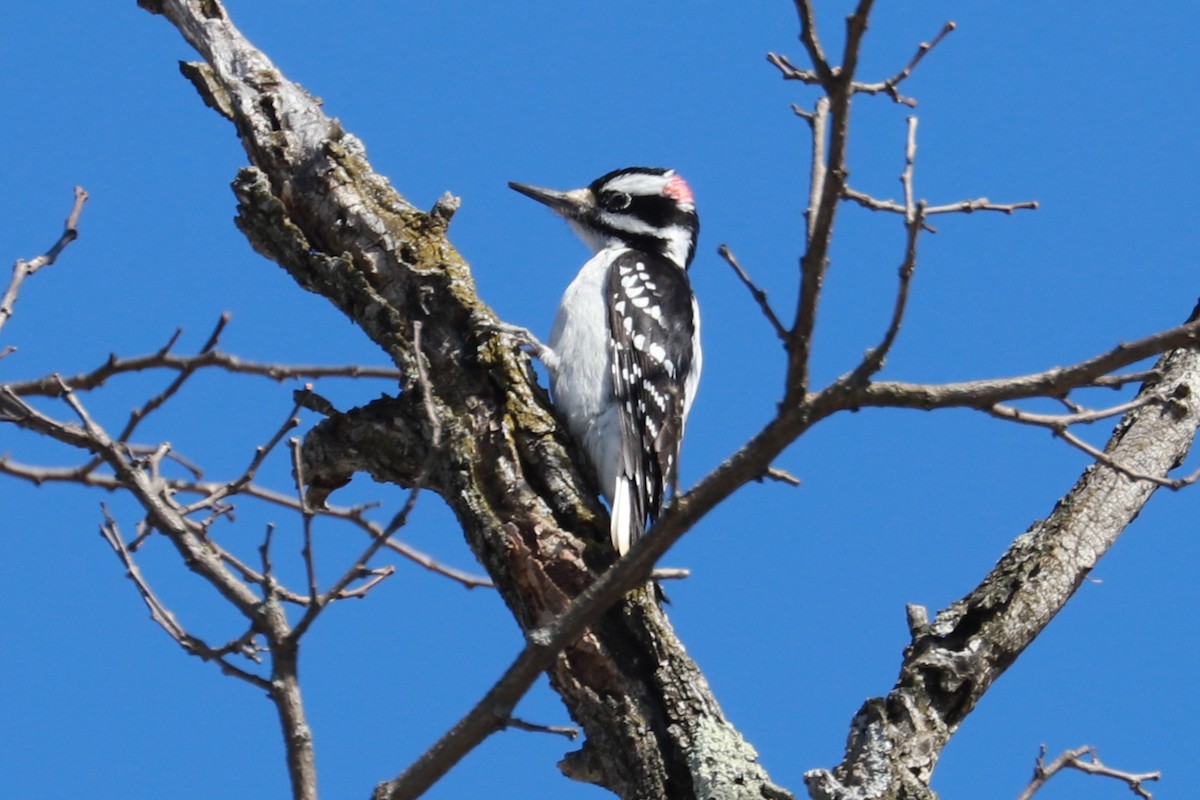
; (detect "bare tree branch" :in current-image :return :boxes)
[846,117,924,382]
[718,244,789,344]
[839,1,877,88]
[804,97,830,242]
[805,340,1200,800]
[925,197,1040,215]
[792,0,832,83]
[1,186,88,337]
[761,466,802,487]
[219,542,313,606]
[852,21,956,106]
[180,396,301,514]
[987,395,1158,430]
[1016,745,1160,800]
[0,451,495,589]
[504,717,581,741]
[99,507,270,687]
[831,315,1200,414]
[786,16,857,402]
[290,435,321,606]
[5,336,402,399]
[1,373,320,798]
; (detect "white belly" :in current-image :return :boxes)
[548,252,623,503]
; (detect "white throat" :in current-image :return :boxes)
[568,220,692,270]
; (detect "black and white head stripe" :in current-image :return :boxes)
[587,167,700,269]
[508,167,699,270]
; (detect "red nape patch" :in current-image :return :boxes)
[663,174,694,206]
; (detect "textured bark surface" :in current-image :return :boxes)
[138,2,782,798]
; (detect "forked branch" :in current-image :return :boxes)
[1016,745,1160,800]
[806,341,1200,800]
[853,21,956,106]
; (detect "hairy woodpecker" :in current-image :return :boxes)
[509,167,702,556]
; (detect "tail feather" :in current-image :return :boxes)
[611,477,634,556]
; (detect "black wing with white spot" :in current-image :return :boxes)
[606,249,698,549]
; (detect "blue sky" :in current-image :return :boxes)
[3,2,1198,798]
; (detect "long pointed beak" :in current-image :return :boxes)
[508,181,591,218]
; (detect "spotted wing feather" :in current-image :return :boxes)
[606,250,697,551]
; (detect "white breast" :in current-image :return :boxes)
[548,248,625,504]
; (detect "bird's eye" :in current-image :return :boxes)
[600,191,631,212]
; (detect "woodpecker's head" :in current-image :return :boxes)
[509,167,699,269]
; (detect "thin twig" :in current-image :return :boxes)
[990,387,1200,491]
[902,116,917,223]
[853,315,1200,414]
[853,21,956,106]
[154,327,184,357]
[503,716,580,740]
[925,197,1039,215]
[333,566,396,599]
[791,102,814,122]
[54,375,104,436]
[844,183,1036,224]
[787,0,871,404]
[0,452,495,589]
[717,245,788,344]
[1091,369,1159,389]
[1054,426,1194,489]
[219,540,311,605]
[290,436,320,605]
[259,523,279,602]
[99,507,270,688]
[805,97,830,244]
[989,394,1159,429]
[792,0,832,83]
[766,52,821,86]
[1,186,89,336]
[841,186,939,232]
[847,118,924,383]
[178,399,302,514]
[7,345,403,398]
[381,536,493,588]
[127,442,204,480]
[1016,744,1160,800]
[840,0,877,89]
[760,467,802,487]
[841,186,906,215]
[116,314,230,443]
[128,519,155,551]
